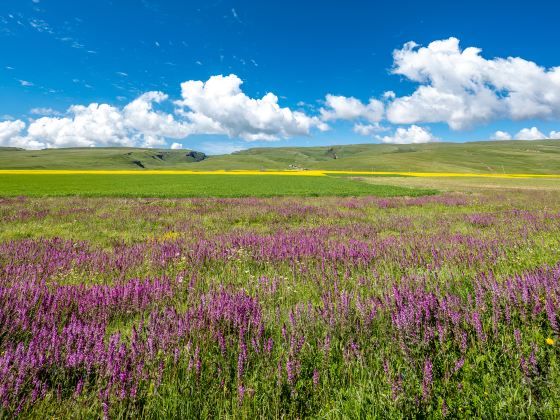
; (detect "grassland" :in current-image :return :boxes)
[2,168,558,198]
[196,140,560,173]
[0,173,435,198]
[355,174,560,192]
[0,147,206,170]
[2,139,560,173]
[1,142,560,418]
[1,190,560,418]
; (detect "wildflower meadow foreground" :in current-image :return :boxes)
[1,190,559,418]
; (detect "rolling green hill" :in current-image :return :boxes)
[0,147,206,170]
[1,140,560,173]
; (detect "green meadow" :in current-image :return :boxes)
[0,173,435,198]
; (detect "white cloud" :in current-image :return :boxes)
[353,122,389,136]
[492,130,512,140]
[9,95,189,149]
[28,19,53,34]
[175,74,327,141]
[383,91,396,100]
[30,107,62,116]
[123,91,191,141]
[0,120,26,147]
[19,80,34,87]
[493,127,560,140]
[170,142,183,149]
[1,74,325,149]
[24,103,129,149]
[387,37,560,130]
[320,94,384,123]
[19,94,191,149]
[514,127,545,140]
[377,125,438,144]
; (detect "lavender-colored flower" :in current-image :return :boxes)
[312,369,320,388]
[422,358,433,399]
[265,337,274,354]
[75,377,84,397]
[546,298,558,331]
[238,383,245,405]
[442,400,448,417]
[102,400,109,420]
[286,358,295,385]
[514,329,522,347]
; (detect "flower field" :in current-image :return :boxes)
[1,190,559,417]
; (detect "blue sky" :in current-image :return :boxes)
[1,0,560,153]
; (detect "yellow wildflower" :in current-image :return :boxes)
[159,231,180,242]
[546,338,555,345]
[2,169,560,179]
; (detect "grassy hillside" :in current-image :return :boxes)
[0,147,206,170]
[1,140,560,173]
[196,140,560,173]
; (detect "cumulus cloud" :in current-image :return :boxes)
[0,74,325,149]
[0,120,26,147]
[515,127,546,140]
[25,103,130,149]
[492,130,512,140]
[377,125,438,144]
[5,94,191,149]
[6,41,560,149]
[387,37,560,130]
[175,74,327,141]
[492,127,560,141]
[123,92,191,141]
[320,94,384,123]
[170,142,183,149]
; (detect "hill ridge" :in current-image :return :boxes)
[1,140,559,174]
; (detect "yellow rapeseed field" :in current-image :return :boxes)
[1,169,560,179]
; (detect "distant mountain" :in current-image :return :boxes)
[1,140,559,173]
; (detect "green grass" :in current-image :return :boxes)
[200,140,560,173]
[0,174,435,198]
[2,139,560,173]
